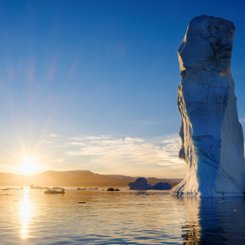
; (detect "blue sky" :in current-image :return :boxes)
[0,0,245,177]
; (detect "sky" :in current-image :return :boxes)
[0,0,245,178]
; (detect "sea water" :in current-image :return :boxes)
[0,188,244,244]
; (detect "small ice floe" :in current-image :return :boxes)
[44,187,65,194]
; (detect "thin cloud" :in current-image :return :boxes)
[49,133,59,138]
[47,158,64,164]
[66,134,186,177]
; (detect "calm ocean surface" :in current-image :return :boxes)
[0,188,244,245]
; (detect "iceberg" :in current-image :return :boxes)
[173,15,245,197]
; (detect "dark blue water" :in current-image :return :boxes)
[0,188,244,244]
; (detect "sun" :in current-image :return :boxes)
[18,155,40,175]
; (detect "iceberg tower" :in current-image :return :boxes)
[173,15,245,197]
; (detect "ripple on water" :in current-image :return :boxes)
[0,189,244,244]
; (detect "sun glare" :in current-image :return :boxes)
[18,155,40,175]
[19,187,32,239]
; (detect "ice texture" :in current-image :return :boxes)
[173,15,245,197]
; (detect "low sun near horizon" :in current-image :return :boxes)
[17,155,41,176]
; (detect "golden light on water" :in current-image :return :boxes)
[19,187,32,239]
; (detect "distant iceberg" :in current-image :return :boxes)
[129,178,171,190]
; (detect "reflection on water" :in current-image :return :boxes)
[182,197,245,245]
[0,189,244,244]
[19,187,32,239]
[181,198,200,244]
[199,197,245,245]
